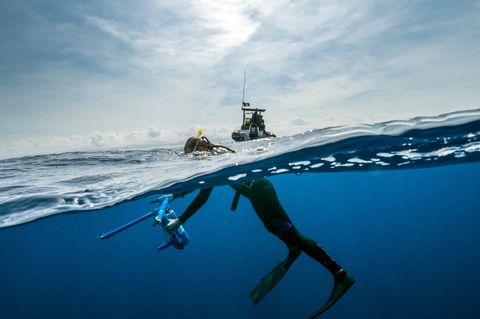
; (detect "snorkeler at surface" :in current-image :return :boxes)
[168,141,355,318]
[184,132,235,155]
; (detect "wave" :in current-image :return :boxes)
[1,109,479,228]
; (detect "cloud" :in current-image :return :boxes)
[0,124,241,159]
[1,0,480,158]
[85,15,133,42]
[289,118,309,126]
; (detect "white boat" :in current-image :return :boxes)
[231,72,276,142]
[231,103,276,141]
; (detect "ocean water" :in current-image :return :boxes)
[1,109,480,319]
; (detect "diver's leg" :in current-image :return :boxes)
[249,247,301,305]
[285,229,355,318]
[249,219,305,304]
[286,230,342,275]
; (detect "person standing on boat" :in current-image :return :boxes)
[168,143,355,318]
[250,110,267,136]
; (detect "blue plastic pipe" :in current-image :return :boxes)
[100,197,169,240]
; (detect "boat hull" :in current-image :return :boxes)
[231,129,276,142]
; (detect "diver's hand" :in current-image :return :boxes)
[165,218,181,233]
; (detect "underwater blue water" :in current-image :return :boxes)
[1,110,480,318]
[1,164,480,319]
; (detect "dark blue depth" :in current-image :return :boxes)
[1,163,480,319]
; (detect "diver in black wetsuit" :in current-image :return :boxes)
[167,179,355,318]
[230,178,355,316]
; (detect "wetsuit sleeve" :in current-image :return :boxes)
[178,188,213,225]
[229,182,252,197]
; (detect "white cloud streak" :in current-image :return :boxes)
[0,126,234,159]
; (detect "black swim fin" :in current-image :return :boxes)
[250,248,301,305]
[309,270,355,318]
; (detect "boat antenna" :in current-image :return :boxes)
[242,70,247,105]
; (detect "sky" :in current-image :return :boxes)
[0,0,479,157]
